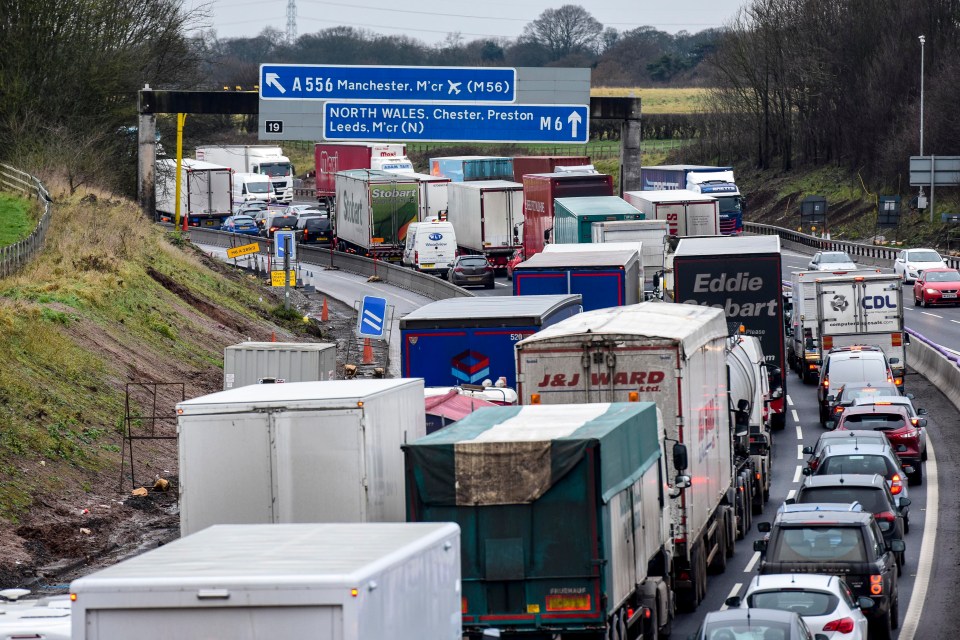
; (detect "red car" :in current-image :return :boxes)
[835,403,924,485]
[913,267,960,306]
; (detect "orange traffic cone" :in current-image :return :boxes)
[362,338,374,364]
[321,297,329,322]
[271,331,276,342]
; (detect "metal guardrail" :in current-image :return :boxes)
[0,163,52,278]
[186,227,475,301]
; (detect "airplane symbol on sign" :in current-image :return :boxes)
[447,80,462,95]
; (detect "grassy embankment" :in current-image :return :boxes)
[0,193,38,247]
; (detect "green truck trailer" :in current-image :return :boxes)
[552,196,644,244]
[403,402,675,640]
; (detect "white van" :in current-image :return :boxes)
[403,220,457,275]
[233,172,274,204]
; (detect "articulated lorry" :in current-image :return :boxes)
[176,379,425,536]
[640,165,745,235]
[513,248,641,311]
[333,169,419,260]
[447,180,524,270]
[196,145,294,203]
[154,158,233,228]
[408,172,450,221]
[624,190,721,237]
[815,272,906,389]
[512,155,591,182]
[70,523,461,640]
[673,235,787,430]
[404,402,675,640]
[315,143,414,209]
[552,196,644,244]
[592,219,670,297]
[515,303,754,613]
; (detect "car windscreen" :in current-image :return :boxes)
[704,620,793,640]
[840,413,907,429]
[909,250,941,262]
[747,590,839,617]
[305,218,331,231]
[459,257,488,267]
[771,526,867,562]
[245,182,270,194]
[844,385,898,401]
[818,454,892,476]
[925,270,960,282]
[232,217,256,225]
[822,252,852,262]
[271,216,298,227]
[829,359,887,383]
[796,486,889,513]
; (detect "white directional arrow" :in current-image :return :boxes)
[567,111,582,138]
[265,72,286,94]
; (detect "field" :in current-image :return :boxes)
[0,193,36,247]
[591,87,709,114]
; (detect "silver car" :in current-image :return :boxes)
[808,251,857,271]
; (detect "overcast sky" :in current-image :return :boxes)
[190,0,747,43]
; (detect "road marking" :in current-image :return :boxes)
[793,465,803,483]
[744,552,761,573]
[797,444,804,460]
[494,281,510,288]
[786,395,794,407]
[899,437,938,640]
[920,312,943,318]
[796,425,803,440]
[791,409,800,423]
[951,319,960,324]
[787,489,796,500]
[720,583,744,610]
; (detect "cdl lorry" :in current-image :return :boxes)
[640,165,745,235]
[333,169,419,260]
[154,158,233,228]
[815,272,906,389]
[672,235,787,430]
[315,143,414,208]
[446,180,524,270]
[404,402,675,640]
[624,190,721,237]
[70,523,462,640]
[196,145,294,203]
[516,303,758,613]
[400,294,582,388]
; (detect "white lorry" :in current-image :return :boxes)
[623,189,721,236]
[154,158,233,228]
[69,522,462,640]
[196,145,295,203]
[333,169,420,260]
[222,341,337,389]
[515,302,748,612]
[591,219,669,296]
[815,272,906,389]
[408,172,451,221]
[446,179,524,271]
[176,379,426,536]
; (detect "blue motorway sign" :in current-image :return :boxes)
[324,103,589,144]
[260,65,515,102]
[357,296,387,339]
[274,231,296,260]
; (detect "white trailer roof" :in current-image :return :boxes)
[70,523,457,590]
[544,242,641,254]
[675,235,780,256]
[516,249,638,269]
[517,301,727,355]
[624,189,717,203]
[156,158,229,172]
[401,295,581,324]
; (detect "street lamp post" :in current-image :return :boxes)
[919,35,925,157]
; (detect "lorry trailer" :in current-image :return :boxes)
[314,142,413,209]
[512,248,641,311]
[333,169,420,260]
[446,180,524,269]
[196,145,294,203]
[154,158,233,229]
[623,189,721,237]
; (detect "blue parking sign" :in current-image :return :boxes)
[275,231,296,260]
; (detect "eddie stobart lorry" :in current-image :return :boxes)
[672,235,787,430]
[514,302,762,615]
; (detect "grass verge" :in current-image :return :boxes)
[0,193,37,247]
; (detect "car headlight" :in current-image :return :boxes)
[927,288,938,294]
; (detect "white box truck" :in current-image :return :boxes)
[177,379,426,536]
[196,145,295,203]
[333,169,419,260]
[591,219,669,293]
[69,522,462,640]
[154,158,233,228]
[815,272,906,388]
[515,302,742,612]
[408,172,451,221]
[446,179,524,271]
[223,341,337,389]
[623,189,720,236]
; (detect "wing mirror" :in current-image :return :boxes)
[917,408,927,415]
[802,467,813,476]
[673,443,689,472]
[899,497,912,507]
[753,539,768,552]
[858,596,876,610]
[724,596,742,608]
[889,357,900,364]
[674,475,692,490]
[757,522,771,533]
[890,539,906,553]
[826,395,835,403]
[802,445,814,455]
[918,418,928,427]
[825,420,836,430]
[902,465,915,475]
[784,497,796,505]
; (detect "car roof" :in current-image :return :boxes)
[704,607,801,624]
[818,429,886,442]
[779,502,863,513]
[838,381,898,392]
[840,403,911,417]
[746,573,843,592]
[852,395,910,405]
[801,473,888,489]
[776,510,872,525]
[822,442,895,456]
[827,346,885,356]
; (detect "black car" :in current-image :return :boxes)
[790,474,910,571]
[296,216,332,246]
[817,346,894,426]
[756,509,902,640]
[447,255,495,289]
[260,214,298,238]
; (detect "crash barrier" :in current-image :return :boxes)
[0,163,52,278]
[745,222,960,269]
[905,329,960,411]
[185,227,475,301]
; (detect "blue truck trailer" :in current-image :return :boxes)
[399,295,582,388]
[513,248,641,311]
[640,165,744,235]
[403,402,675,640]
[429,156,514,182]
[552,196,644,244]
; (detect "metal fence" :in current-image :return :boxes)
[0,163,52,278]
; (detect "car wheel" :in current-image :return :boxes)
[870,607,893,640]
[910,464,923,486]
[485,282,495,290]
[891,590,899,630]
[904,515,910,535]
[914,294,920,306]
[922,294,929,307]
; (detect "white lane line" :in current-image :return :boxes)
[791,409,800,423]
[920,312,943,318]
[744,552,761,573]
[951,319,960,324]
[720,583,744,610]
[786,395,794,407]
[797,444,804,460]
[793,465,803,483]
[494,281,510,288]
[787,489,796,500]
[899,437,938,640]
[796,425,803,440]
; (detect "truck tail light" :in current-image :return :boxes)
[893,376,903,386]
[823,617,855,633]
[545,593,591,611]
[892,333,903,347]
[414,250,419,263]
[870,574,883,595]
[462,596,468,613]
[531,393,541,404]
[628,391,639,402]
[823,376,830,389]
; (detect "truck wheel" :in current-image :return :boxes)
[726,511,736,558]
[708,522,727,574]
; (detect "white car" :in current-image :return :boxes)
[894,248,947,283]
[808,251,857,271]
[726,574,872,640]
[287,204,328,217]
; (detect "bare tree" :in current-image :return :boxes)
[521,4,603,60]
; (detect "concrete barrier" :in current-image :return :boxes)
[906,329,960,411]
